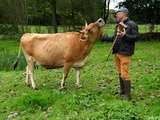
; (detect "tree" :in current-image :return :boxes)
[124,0,160,24]
[0,0,105,34]
[49,0,58,33]
[0,0,26,34]
[103,0,110,23]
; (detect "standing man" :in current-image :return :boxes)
[106,7,139,100]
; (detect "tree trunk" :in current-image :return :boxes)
[50,0,58,33]
[105,0,110,23]
[70,0,76,31]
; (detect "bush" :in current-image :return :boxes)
[0,24,19,35]
[138,32,160,41]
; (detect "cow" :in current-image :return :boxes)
[13,18,105,90]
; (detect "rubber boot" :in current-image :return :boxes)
[123,80,131,101]
[119,77,125,96]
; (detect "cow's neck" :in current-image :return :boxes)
[79,39,96,59]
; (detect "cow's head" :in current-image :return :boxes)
[80,18,105,42]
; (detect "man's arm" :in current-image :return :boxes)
[124,21,139,41]
[99,27,117,42]
[99,34,113,42]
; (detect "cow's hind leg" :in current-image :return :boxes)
[60,62,73,89]
[25,65,30,86]
[27,57,37,89]
[75,68,82,88]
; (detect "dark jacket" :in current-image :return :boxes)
[100,18,139,56]
[112,18,139,56]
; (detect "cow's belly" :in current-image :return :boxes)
[32,51,65,68]
[31,41,66,68]
[73,59,86,68]
[41,64,64,69]
[34,55,86,69]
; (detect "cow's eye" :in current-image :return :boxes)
[88,29,91,33]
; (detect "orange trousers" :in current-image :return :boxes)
[115,53,131,80]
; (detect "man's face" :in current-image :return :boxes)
[116,12,126,22]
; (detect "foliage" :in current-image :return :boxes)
[0,0,103,26]
[124,0,160,24]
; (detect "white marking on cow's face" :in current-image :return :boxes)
[80,29,89,40]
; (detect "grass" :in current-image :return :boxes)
[0,39,160,119]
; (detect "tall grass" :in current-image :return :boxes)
[0,47,26,71]
[0,39,26,71]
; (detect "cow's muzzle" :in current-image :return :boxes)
[96,18,105,27]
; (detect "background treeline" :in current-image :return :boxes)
[0,0,104,34]
[0,0,160,36]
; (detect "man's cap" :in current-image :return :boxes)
[114,7,129,14]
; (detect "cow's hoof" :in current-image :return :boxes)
[32,86,38,90]
[25,83,30,87]
[59,86,65,90]
[25,81,31,86]
[76,84,82,89]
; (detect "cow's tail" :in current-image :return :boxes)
[12,44,22,70]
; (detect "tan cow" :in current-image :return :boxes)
[13,18,105,89]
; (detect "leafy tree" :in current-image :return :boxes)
[0,0,104,34]
[124,0,160,24]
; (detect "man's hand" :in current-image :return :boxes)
[117,31,126,38]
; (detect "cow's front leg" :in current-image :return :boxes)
[60,62,72,89]
[75,68,82,88]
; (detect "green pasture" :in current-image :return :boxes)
[0,39,160,119]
